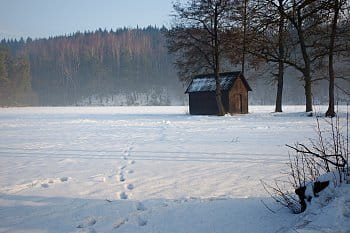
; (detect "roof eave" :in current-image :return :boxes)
[238,73,253,91]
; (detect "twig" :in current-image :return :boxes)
[286,144,347,167]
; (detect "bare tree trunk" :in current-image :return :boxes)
[214,4,225,116]
[215,69,225,116]
[326,62,336,117]
[296,12,313,112]
[304,73,313,112]
[241,0,248,75]
[326,0,340,118]
[275,62,284,112]
[275,1,285,113]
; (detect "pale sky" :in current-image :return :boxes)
[0,0,181,39]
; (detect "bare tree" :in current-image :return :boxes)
[246,0,289,112]
[270,0,331,113]
[240,0,249,75]
[225,0,256,74]
[274,0,286,113]
[167,0,236,116]
[323,0,349,117]
[325,0,341,117]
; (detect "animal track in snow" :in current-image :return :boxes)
[125,183,134,190]
[9,176,72,192]
[125,146,133,152]
[86,217,97,226]
[118,191,128,200]
[116,170,123,176]
[137,216,147,226]
[135,202,146,211]
[60,177,69,182]
[77,216,97,229]
[84,216,97,226]
[113,217,128,229]
[118,175,125,182]
[128,160,135,165]
[115,145,137,201]
[122,146,133,157]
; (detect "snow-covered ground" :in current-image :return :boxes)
[0,105,349,233]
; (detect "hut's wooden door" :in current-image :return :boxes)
[230,94,242,113]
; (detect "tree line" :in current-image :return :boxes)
[0,26,181,106]
[166,0,350,116]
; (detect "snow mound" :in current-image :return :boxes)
[290,179,350,232]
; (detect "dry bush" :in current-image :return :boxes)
[262,106,349,213]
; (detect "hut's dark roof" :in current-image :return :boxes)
[185,72,252,93]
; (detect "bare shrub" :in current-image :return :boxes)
[262,106,349,213]
[261,179,302,214]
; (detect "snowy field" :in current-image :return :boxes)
[0,105,349,233]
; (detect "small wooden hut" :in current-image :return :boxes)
[185,72,252,115]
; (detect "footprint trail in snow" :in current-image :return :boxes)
[116,145,136,200]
